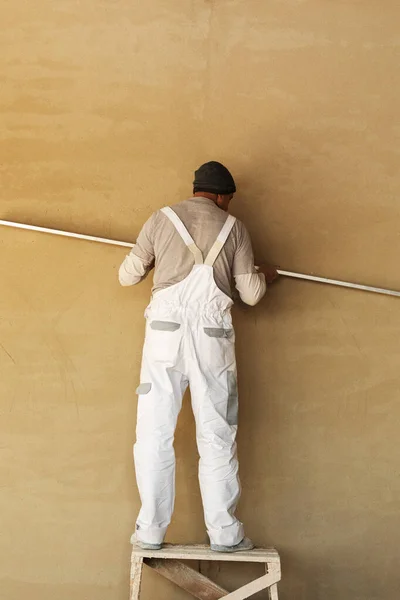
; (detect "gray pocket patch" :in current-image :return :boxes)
[227,371,239,426]
[204,327,233,339]
[136,383,152,395]
[150,321,181,332]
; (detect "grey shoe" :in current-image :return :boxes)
[130,533,162,551]
[135,540,162,550]
[210,536,255,553]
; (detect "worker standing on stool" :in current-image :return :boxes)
[119,162,278,553]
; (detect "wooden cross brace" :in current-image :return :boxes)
[130,544,281,600]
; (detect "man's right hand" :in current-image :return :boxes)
[257,264,280,284]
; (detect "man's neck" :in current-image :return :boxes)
[193,191,218,203]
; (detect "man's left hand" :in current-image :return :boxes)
[257,264,280,284]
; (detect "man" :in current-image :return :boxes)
[119,161,278,552]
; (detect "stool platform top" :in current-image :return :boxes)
[131,543,280,563]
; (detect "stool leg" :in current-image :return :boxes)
[265,563,279,600]
[130,556,144,600]
[267,583,279,599]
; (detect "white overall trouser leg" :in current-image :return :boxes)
[189,353,243,546]
[133,207,244,547]
[134,348,188,544]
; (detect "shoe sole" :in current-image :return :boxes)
[136,543,162,550]
[210,543,255,553]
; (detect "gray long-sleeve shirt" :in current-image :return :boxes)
[119,197,266,306]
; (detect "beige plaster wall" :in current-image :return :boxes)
[1,2,399,599]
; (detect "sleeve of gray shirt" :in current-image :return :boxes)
[118,213,156,286]
[232,220,267,306]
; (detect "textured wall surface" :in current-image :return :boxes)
[1,2,399,599]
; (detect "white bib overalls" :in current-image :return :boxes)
[134,207,244,547]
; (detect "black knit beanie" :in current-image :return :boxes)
[193,161,236,195]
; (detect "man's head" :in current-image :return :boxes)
[193,161,236,212]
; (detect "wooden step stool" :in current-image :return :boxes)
[130,543,281,600]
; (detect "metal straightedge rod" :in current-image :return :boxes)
[1,218,399,298]
[0,218,133,249]
[277,270,400,297]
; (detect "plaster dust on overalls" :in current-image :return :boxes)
[133,206,247,550]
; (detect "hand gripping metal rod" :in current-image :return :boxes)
[1,218,399,298]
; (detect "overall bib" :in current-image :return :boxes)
[134,207,244,547]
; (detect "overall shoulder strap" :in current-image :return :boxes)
[204,214,237,267]
[161,207,203,264]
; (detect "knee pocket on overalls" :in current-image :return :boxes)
[136,383,152,395]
